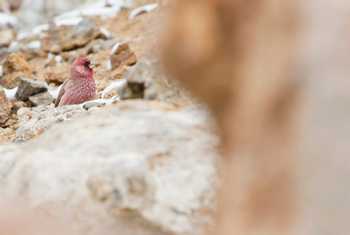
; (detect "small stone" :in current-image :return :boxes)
[99,27,112,40]
[15,77,48,101]
[82,100,106,110]
[28,92,54,106]
[0,28,16,48]
[0,87,12,126]
[110,42,137,70]
[0,53,33,88]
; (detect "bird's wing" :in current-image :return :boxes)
[55,79,69,107]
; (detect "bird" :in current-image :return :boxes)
[55,56,96,107]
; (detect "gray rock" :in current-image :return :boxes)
[28,91,54,106]
[0,101,218,235]
[15,77,48,101]
[120,62,151,100]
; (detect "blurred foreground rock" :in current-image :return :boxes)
[0,101,218,235]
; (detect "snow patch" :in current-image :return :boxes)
[32,24,49,35]
[55,56,63,64]
[8,41,19,52]
[54,0,131,25]
[129,3,158,20]
[0,13,17,27]
[26,40,41,50]
[48,85,62,99]
[54,16,83,27]
[106,60,112,71]
[4,88,18,100]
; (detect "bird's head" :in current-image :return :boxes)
[71,56,94,80]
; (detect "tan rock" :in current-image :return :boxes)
[0,29,16,48]
[0,87,12,127]
[110,43,137,70]
[42,19,105,53]
[1,53,33,88]
[43,63,70,85]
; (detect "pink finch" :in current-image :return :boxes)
[55,56,96,107]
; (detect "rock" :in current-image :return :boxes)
[0,29,16,48]
[110,42,137,70]
[82,100,107,110]
[16,104,85,141]
[15,77,48,101]
[28,91,54,106]
[42,18,106,53]
[0,53,33,88]
[0,127,15,143]
[0,87,12,126]
[11,100,27,112]
[86,39,116,54]
[0,101,218,235]
[120,62,154,100]
[43,63,70,84]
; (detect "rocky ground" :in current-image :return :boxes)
[0,1,219,235]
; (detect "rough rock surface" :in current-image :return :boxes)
[15,104,85,141]
[0,29,16,48]
[15,77,48,101]
[0,101,218,235]
[110,42,137,70]
[124,61,167,100]
[28,91,54,106]
[0,53,33,88]
[42,19,105,53]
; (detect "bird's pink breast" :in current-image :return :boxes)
[60,79,96,105]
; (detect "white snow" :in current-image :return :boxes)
[16,24,49,41]
[106,60,113,71]
[111,42,124,55]
[129,3,158,20]
[16,31,32,41]
[55,56,63,64]
[54,0,131,26]
[54,16,83,27]
[48,85,62,99]
[26,40,41,50]
[8,41,19,52]
[4,88,18,100]
[0,13,17,26]
[32,24,49,34]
